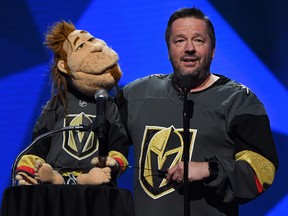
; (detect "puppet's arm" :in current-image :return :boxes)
[15,154,64,185]
[76,151,128,185]
[15,154,44,185]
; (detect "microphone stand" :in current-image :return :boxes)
[182,87,190,216]
[94,97,107,157]
[11,125,89,186]
[93,90,108,167]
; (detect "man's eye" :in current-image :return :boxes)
[194,39,204,43]
[88,37,95,42]
[175,39,184,43]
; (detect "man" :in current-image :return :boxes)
[119,7,278,216]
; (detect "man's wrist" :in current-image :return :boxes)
[204,156,219,182]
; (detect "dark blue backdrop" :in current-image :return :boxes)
[1,1,287,215]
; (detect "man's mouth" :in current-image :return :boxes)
[182,56,198,62]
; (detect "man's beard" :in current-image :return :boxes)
[174,57,212,90]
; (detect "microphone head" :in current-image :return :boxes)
[95,89,108,99]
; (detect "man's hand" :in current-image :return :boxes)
[166,161,210,183]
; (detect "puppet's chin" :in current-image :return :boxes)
[70,64,122,97]
[77,63,122,81]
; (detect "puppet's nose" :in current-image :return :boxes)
[90,43,103,52]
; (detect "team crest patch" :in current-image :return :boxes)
[62,112,98,160]
[139,125,197,199]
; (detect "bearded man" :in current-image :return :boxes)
[118,7,278,216]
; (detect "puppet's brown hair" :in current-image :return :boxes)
[44,20,76,112]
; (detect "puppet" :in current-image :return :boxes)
[13,21,129,186]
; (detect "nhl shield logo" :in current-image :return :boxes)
[139,125,196,199]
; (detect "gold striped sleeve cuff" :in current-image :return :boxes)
[108,150,129,168]
[235,150,276,190]
[17,154,45,169]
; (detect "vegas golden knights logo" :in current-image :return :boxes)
[62,112,98,160]
[139,126,197,199]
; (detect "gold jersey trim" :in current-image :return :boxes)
[17,154,45,168]
[108,150,129,168]
[61,170,83,177]
[235,150,275,190]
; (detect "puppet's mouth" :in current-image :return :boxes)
[79,49,119,75]
[98,62,118,75]
[106,64,122,81]
[76,63,120,82]
[79,60,118,75]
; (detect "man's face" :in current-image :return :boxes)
[63,30,118,75]
[168,17,215,81]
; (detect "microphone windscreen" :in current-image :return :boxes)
[95,89,108,99]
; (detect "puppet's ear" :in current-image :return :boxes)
[57,60,68,74]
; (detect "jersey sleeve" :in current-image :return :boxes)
[106,100,129,172]
[29,104,55,158]
[204,87,279,203]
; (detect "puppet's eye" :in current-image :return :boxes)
[76,43,85,51]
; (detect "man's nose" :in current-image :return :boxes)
[90,42,103,52]
[185,41,195,51]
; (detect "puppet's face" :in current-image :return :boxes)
[58,30,122,96]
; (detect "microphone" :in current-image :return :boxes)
[11,125,89,186]
[178,76,193,93]
[94,89,108,156]
[94,89,109,101]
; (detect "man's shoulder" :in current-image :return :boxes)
[216,75,251,95]
[124,74,170,90]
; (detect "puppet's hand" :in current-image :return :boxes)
[77,167,111,185]
[15,172,38,185]
[91,156,118,168]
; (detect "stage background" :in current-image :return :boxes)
[1,1,287,215]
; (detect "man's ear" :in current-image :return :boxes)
[57,60,68,74]
[212,49,216,59]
